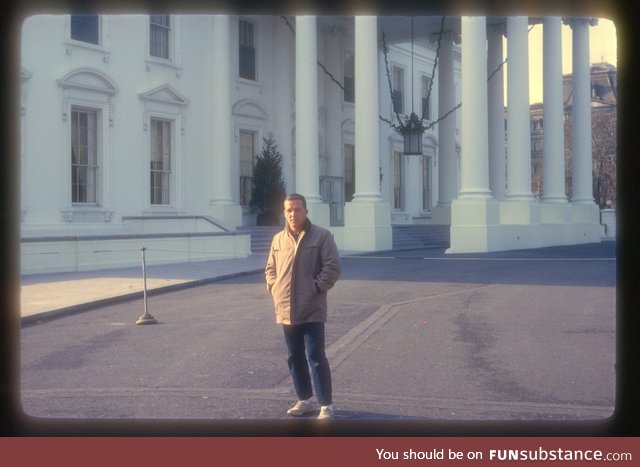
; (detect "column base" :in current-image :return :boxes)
[344,201,392,252]
[572,202,602,244]
[447,198,501,253]
[500,199,541,224]
[539,202,573,246]
[208,202,243,230]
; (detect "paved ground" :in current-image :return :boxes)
[17,242,617,435]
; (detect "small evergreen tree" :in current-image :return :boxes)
[250,136,287,226]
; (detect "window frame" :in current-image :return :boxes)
[149,117,173,206]
[149,15,171,60]
[393,150,405,211]
[70,14,100,45]
[421,75,432,121]
[392,65,405,115]
[58,68,118,222]
[238,18,257,81]
[70,107,100,205]
[139,84,188,212]
[421,155,432,211]
[238,129,256,207]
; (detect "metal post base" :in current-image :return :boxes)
[136,313,158,325]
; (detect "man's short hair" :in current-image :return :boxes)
[285,193,307,209]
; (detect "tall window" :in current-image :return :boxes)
[239,130,255,206]
[150,118,172,205]
[71,15,99,45]
[392,66,404,114]
[150,15,171,59]
[343,51,355,103]
[344,144,355,202]
[421,76,432,121]
[422,156,432,210]
[239,19,256,80]
[71,108,98,204]
[393,151,405,210]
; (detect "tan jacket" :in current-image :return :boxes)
[265,220,341,325]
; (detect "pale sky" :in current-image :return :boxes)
[524,18,618,103]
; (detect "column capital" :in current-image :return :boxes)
[563,17,598,28]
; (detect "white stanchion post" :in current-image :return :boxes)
[136,247,157,325]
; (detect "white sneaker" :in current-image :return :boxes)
[287,399,315,416]
[317,404,334,420]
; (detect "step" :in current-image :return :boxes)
[392,224,450,250]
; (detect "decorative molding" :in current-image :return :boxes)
[57,67,119,95]
[58,68,119,122]
[61,207,114,223]
[144,58,183,78]
[139,83,190,107]
[231,98,268,120]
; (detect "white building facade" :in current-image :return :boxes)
[20,15,601,274]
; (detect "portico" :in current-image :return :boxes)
[287,15,601,253]
[154,14,604,254]
[19,14,605,275]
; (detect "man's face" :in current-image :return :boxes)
[284,199,308,233]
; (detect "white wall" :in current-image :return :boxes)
[20,14,449,272]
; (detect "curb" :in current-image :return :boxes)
[21,268,264,327]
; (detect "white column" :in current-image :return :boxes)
[539,16,572,245]
[448,16,500,253]
[564,17,600,244]
[567,18,595,204]
[500,16,540,249]
[209,15,242,229]
[353,15,382,203]
[459,17,491,199]
[432,32,458,224]
[505,16,533,201]
[542,17,567,203]
[487,24,506,201]
[295,16,321,204]
[344,15,391,252]
[273,18,295,192]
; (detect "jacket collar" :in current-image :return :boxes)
[286,218,311,237]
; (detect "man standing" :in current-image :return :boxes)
[265,193,341,419]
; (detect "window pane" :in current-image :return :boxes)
[239,20,256,80]
[421,76,431,120]
[392,67,404,114]
[239,130,255,206]
[150,15,170,59]
[71,15,99,45]
[71,108,98,204]
[394,152,404,210]
[422,157,431,210]
[150,118,171,205]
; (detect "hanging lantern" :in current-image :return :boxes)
[402,111,424,155]
[403,130,423,155]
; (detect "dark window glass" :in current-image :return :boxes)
[71,15,99,45]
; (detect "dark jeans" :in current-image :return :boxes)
[282,322,332,406]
